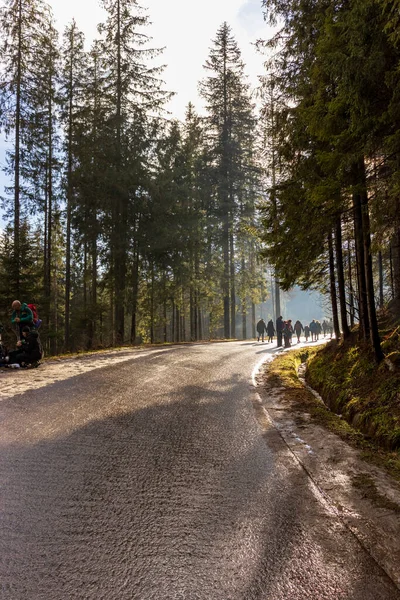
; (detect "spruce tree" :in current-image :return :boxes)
[0,0,49,295]
[60,20,87,349]
[98,0,170,344]
[200,22,256,338]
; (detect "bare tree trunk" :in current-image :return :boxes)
[348,241,355,328]
[390,244,395,301]
[198,306,202,340]
[328,231,340,340]
[65,41,73,351]
[150,262,154,344]
[359,158,383,362]
[14,0,23,296]
[113,0,127,345]
[163,290,167,343]
[275,278,281,322]
[335,217,350,339]
[352,168,369,341]
[378,251,384,309]
[171,300,175,343]
[230,228,235,338]
[130,244,139,344]
[223,212,230,338]
[391,224,400,316]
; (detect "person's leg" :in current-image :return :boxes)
[16,352,31,366]
[7,350,19,364]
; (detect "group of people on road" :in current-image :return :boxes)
[0,300,43,369]
[256,317,333,348]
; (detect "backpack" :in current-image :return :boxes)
[27,304,42,329]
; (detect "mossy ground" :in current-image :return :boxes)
[306,330,400,451]
[267,344,400,482]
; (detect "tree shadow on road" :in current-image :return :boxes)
[0,370,398,600]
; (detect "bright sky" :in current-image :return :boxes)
[50,0,271,119]
[0,0,272,205]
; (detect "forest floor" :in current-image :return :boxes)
[256,346,400,590]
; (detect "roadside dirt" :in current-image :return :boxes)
[0,347,148,401]
[256,355,400,590]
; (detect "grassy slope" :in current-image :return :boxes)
[306,329,400,450]
[267,342,400,482]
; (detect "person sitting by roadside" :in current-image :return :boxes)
[11,300,33,340]
[0,326,42,368]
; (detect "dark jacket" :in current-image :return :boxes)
[283,322,293,337]
[276,317,284,333]
[294,321,304,334]
[309,320,317,332]
[18,331,42,362]
[256,319,267,334]
[266,320,275,336]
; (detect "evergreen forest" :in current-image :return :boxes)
[0,1,264,353]
[0,0,400,363]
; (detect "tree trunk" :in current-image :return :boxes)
[378,251,384,309]
[223,212,230,338]
[150,262,154,344]
[348,241,355,328]
[65,46,73,351]
[230,228,235,338]
[335,217,350,339]
[163,279,167,343]
[391,224,400,317]
[359,158,383,362]
[114,0,126,345]
[241,257,247,339]
[130,248,139,344]
[275,278,281,321]
[328,231,340,340]
[390,244,395,301]
[14,0,22,296]
[352,166,369,341]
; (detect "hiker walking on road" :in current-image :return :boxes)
[304,324,310,342]
[283,320,294,348]
[276,316,284,347]
[266,319,275,343]
[256,318,268,342]
[322,319,328,337]
[309,319,317,342]
[294,320,304,343]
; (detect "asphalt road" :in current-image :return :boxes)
[0,341,399,600]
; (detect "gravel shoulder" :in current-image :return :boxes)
[255,350,400,590]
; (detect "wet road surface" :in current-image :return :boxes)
[0,341,399,600]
